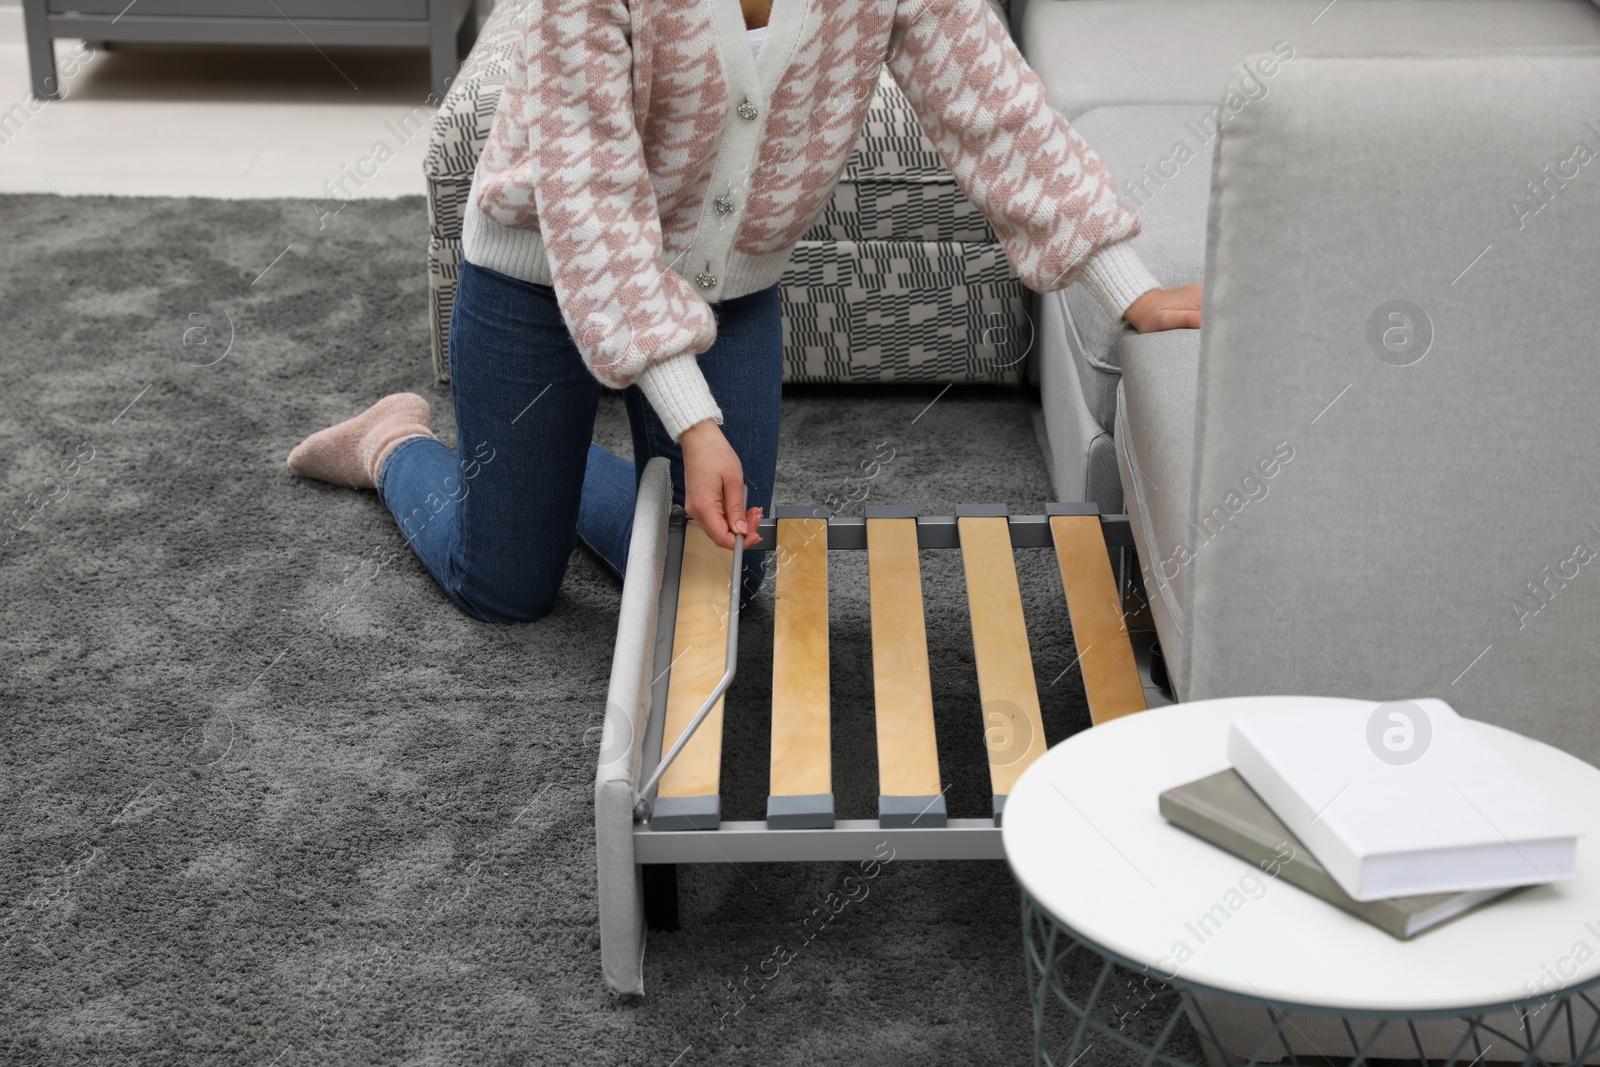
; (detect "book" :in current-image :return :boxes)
[1160,769,1518,939]
[1227,698,1581,901]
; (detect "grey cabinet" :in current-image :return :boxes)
[22,0,475,101]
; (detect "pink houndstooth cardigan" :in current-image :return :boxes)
[464,0,1161,439]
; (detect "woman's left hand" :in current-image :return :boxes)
[1123,283,1202,333]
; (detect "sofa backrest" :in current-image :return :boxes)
[1183,49,1600,762]
[1021,1,1600,119]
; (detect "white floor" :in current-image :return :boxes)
[0,32,438,199]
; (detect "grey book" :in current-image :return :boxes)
[1159,769,1518,940]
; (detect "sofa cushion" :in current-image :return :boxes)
[1058,104,1213,431]
[1021,0,1600,119]
[1114,328,1199,695]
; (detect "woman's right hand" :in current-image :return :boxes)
[681,420,763,551]
[1123,283,1203,332]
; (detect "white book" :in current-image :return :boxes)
[1227,698,1582,902]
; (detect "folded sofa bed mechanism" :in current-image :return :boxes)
[594,457,1151,995]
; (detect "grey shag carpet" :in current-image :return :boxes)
[0,194,1151,1066]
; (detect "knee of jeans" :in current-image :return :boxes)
[452,570,562,625]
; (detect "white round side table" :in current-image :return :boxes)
[1002,696,1600,1067]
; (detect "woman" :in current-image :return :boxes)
[287,0,1201,624]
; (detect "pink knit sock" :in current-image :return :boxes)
[286,392,436,490]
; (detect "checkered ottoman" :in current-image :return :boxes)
[424,0,1026,386]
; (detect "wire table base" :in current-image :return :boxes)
[1022,887,1600,1067]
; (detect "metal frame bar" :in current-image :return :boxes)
[634,515,743,821]
[637,513,687,801]
[630,508,1133,857]
[636,818,1003,863]
[742,512,1135,552]
[634,533,744,819]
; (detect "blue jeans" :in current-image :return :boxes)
[377,258,783,624]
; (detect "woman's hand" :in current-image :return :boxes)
[681,420,763,551]
[1123,283,1202,333]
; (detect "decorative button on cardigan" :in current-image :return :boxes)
[464,0,1162,440]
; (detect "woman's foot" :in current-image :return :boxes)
[287,393,435,490]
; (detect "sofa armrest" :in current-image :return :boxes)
[1183,50,1600,766]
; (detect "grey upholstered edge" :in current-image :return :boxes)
[1113,326,1202,698]
[595,457,673,996]
[1114,381,1184,698]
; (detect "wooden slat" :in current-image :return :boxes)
[658,520,733,800]
[1050,515,1148,725]
[957,516,1050,799]
[865,517,942,799]
[770,517,830,798]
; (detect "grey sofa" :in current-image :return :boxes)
[1118,42,1600,747]
[1013,5,1600,1056]
[1018,0,1600,510]
[425,0,1026,386]
[1111,40,1600,1067]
